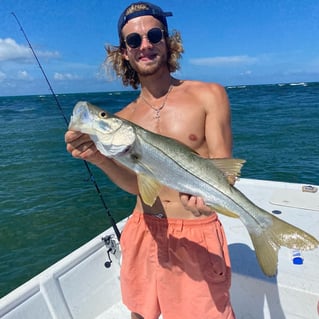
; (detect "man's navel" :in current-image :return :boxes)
[189,134,198,141]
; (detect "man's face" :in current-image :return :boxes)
[121,15,168,77]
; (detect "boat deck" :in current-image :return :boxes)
[0,178,318,319]
[98,302,130,318]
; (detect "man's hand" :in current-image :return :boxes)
[65,130,105,166]
[179,193,213,217]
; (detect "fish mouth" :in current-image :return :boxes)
[69,102,96,133]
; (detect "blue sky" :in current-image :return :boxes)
[1,0,319,96]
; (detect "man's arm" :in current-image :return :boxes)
[205,83,232,158]
[180,83,233,216]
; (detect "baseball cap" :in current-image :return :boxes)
[118,2,173,36]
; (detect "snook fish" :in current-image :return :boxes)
[69,101,318,276]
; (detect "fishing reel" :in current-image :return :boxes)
[102,235,121,268]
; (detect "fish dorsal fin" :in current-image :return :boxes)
[211,158,246,182]
[137,173,162,207]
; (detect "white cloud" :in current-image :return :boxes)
[0,69,33,82]
[54,72,81,80]
[189,55,258,66]
[240,70,252,75]
[17,70,32,80]
[0,70,6,82]
[0,38,60,62]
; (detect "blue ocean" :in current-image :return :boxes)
[1,82,318,298]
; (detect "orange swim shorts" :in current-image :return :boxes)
[120,210,235,319]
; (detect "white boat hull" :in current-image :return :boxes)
[1,178,318,319]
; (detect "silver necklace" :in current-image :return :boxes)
[140,84,173,120]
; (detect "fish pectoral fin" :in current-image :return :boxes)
[212,205,240,218]
[137,173,162,207]
[211,158,246,182]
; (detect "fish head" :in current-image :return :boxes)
[69,101,136,157]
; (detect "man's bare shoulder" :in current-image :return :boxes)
[115,100,137,120]
[181,79,224,90]
[180,80,229,110]
[180,80,226,98]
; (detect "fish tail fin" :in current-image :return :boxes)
[248,211,319,277]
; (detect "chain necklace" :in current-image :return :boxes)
[140,84,173,120]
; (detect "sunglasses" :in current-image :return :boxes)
[124,27,165,49]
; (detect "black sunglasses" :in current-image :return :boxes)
[124,27,165,49]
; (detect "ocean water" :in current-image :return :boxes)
[0,82,318,298]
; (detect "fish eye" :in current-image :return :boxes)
[99,111,107,118]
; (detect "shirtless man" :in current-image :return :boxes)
[65,2,235,319]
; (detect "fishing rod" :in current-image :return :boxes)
[12,12,121,241]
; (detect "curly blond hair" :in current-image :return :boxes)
[104,3,184,89]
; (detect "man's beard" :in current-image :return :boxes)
[131,53,167,77]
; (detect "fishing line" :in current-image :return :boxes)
[12,12,121,241]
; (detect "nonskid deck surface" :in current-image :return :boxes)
[96,302,130,319]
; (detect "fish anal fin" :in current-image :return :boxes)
[213,205,240,218]
[211,158,246,183]
[137,173,162,207]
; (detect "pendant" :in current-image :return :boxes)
[154,110,161,119]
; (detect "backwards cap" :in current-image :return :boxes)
[118,2,173,36]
